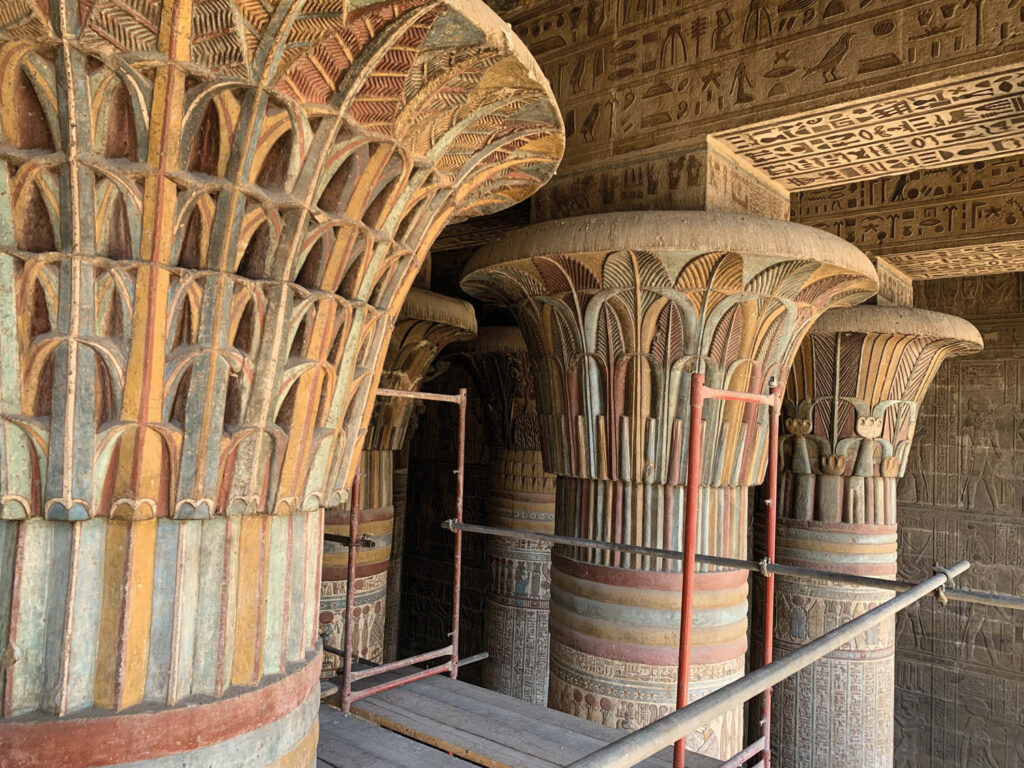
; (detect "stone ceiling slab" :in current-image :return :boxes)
[792,154,1024,278]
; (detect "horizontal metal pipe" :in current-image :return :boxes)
[322,532,376,548]
[457,651,489,668]
[564,561,970,768]
[767,561,919,593]
[944,587,1024,611]
[349,661,455,703]
[376,387,463,404]
[444,521,1024,612]
[349,645,454,681]
[718,737,766,768]
[700,386,779,407]
[329,649,486,682]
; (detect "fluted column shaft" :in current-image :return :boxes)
[463,211,877,757]
[321,290,476,670]
[772,306,982,768]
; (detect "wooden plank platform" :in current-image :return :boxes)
[318,704,476,767]
[348,668,723,768]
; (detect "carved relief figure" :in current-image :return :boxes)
[961,399,1006,511]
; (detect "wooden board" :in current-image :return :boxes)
[349,668,722,768]
[318,704,476,767]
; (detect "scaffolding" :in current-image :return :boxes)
[334,387,471,713]
[329,373,1023,768]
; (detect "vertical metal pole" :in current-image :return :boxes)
[762,382,781,768]
[675,372,705,768]
[450,388,467,679]
[340,457,362,714]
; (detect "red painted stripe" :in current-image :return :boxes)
[551,622,748,666]
[553,553,747,591]
[322,559,389,581]
[0,653,321,768]
[778,519,897,536]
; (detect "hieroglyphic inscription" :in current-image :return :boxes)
[532,140,790,221]
[717,66,1024,189]
[499,1,1024,179]
[792,155,1024,279]
[886,242,1024,280]
[874,258,914,306]
[895,273,1024,767]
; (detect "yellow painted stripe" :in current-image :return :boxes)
[550,604,747,647]
[122,518,157,708]
[552,569,747,612]
[269,716,319,768]
[321,545,391,568]
[94,520,128,709]
[232,515,268,687]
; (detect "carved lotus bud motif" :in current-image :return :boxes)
[855,416,884,439]
[880,456,902,478]
[820,454,848,475]
[786,418,813,437]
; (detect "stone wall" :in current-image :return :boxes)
[895,273,1024,767]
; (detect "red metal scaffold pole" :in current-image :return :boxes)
[340,456,362,714]
[674,372,705,768]
[762,380,781,768]
[674,372,782,768]
[336,387,469,710]
[450,388,467,679]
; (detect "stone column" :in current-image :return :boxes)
[0,4,561,766]
[462,211,877,756]
[772,306,982,768]
[453,326,556,705]
[321,290,476,670]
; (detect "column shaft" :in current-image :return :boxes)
[771,306,982,768]
[484,447,556,704]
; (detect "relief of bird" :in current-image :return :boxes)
[803,32,854,83]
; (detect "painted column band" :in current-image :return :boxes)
[0,650,321,768]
